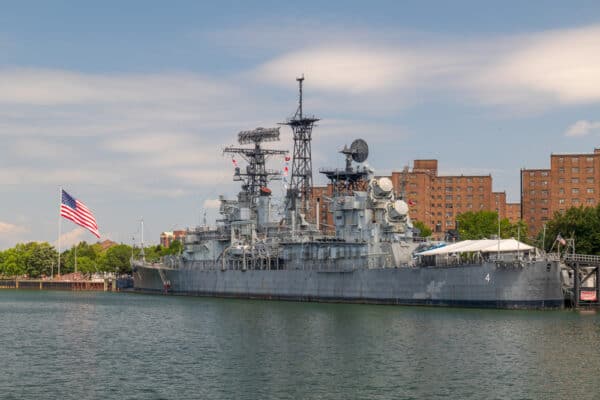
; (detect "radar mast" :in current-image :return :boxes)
[281,76,319,213]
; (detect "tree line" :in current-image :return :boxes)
[0,240,182,278]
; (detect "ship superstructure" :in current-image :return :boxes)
[133,79,565,309]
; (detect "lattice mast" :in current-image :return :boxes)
[282,76,319,213]
[223,127,287,203]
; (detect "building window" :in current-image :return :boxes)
[541,208,548,214]
[559,167,565,174]
[478,186,483,192]
[467,186,473,192]
[558,157,564,163]
[587,167,594,173]
[445,204,453,208]
[572,188,579,194]
[587,177,594,183]
[572,157,579,163]
[530,190,536,195]
[445,178,453,184]
[529,180,536,186]
[587,199,595,204]
[559,199,565,204]
[587,157,594,162]
[588,188,594,194]
[541,190,548,197]
[542,180,548,186]
[445,195,453,201]
[467,203,473,209]
[572,167,580,173]
[559,178,564,184]
[541,171,549,177]
[572,178,579,183]
[573,198,580,205]
[559,188,564,194]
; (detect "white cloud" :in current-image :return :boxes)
[54,227,90,248]
[252,24,600,109]
[0,221,28,235]
[254,46,433,93]
[0,68,237,106]
[203,199,221,209]
[469,25,600,106]
[564,120,600,137]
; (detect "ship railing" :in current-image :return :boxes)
[563,253,600,265]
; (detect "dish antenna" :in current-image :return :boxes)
[350,139,369,163]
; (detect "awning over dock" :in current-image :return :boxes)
[416,239,534,256]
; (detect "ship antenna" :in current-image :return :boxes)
[140,217,145,261]
[281,75,320,215]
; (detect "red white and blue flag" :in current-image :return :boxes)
[60,190,100,238]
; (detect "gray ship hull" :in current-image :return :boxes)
[133,261,564,309]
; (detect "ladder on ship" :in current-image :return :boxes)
[562,253,600,307]
[157,268,171,294]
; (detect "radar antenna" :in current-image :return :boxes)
[320,138,370,194]
[223,127,288,204]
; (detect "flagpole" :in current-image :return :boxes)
[58,186,62,277]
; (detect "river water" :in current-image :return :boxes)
[0,290,599,399]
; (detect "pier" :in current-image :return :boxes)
[0,278,132,292]
[562,253,600,308]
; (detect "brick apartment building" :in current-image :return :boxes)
[309,159,517,238]
[521,148,600,235]
[160,230,187,247]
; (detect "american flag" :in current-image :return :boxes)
[60,190,100,238]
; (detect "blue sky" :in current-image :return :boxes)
[1,1,600,248]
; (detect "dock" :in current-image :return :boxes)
[0,277,132,292]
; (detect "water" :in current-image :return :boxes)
[1,291,599,400]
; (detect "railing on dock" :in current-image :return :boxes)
[0,278,132,292]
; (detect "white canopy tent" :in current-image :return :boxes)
[416,239,535,256]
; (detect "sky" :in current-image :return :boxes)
[1,0,600,249]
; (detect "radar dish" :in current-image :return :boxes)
[351,139,369,163]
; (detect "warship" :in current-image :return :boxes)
[133,78,565,309]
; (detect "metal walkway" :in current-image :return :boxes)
[561,253,600,307]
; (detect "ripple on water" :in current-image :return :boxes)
[0,291,599,400]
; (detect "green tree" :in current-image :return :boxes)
[456,211,523,241]
[100,244,132,274]
[412,221,432,238]
[542,205,600,254]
